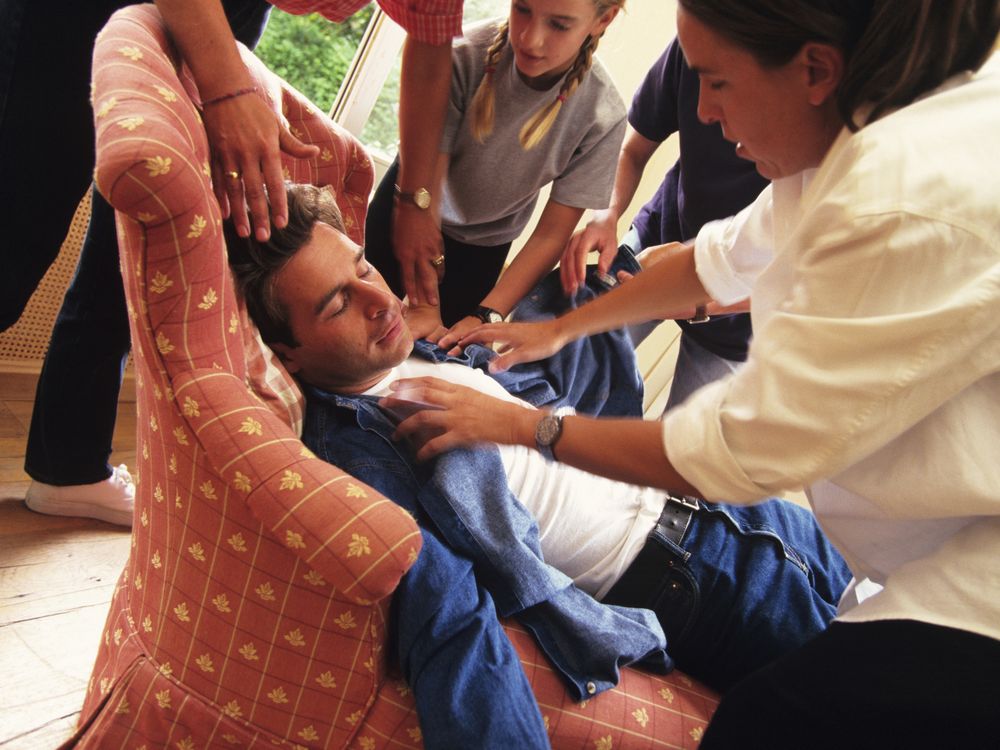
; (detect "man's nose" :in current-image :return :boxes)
[363,283,395,319]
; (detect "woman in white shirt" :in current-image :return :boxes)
[385,1,1000,746]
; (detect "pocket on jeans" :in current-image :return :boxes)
[649,563,700,647]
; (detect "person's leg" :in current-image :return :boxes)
[605,497,850,692]
[25,193,129,486]
[22,0,274,522]
[663,332,741,411]
[702,620,1000,749]
[436,235,510,326]
[393,525,550,749]
[0,0,123,331]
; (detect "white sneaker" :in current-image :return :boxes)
[25,464,135,527]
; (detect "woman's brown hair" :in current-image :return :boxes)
[678,0,1000,130]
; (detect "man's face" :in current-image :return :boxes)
[270,223,414,393]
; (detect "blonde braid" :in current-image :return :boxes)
[519,32,599,150]
[469,22,510,143]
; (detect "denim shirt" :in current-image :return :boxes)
[302,256,671,699]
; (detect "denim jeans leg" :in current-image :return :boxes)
[393,525,550,750]
[662,499,851,692]
[24,191,130,485]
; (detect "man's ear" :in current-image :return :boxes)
[799,42,844,107]
[270,342,303,375]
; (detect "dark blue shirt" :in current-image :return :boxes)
[629,39,769,361]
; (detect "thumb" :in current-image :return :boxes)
[278,127,321,159]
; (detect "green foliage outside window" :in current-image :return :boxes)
[255,7,374,112]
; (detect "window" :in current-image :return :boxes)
[258,2,510,170]
[356,0,510,161]
[255,7,375,112]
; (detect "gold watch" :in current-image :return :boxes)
[394,185,431,210]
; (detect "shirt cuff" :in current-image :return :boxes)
[377,0,463,44]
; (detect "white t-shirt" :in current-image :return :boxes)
[669,55,1000,638]
[365,357,664,598]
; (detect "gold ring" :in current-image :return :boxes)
[431,255,446,267]
[226,170,240,180]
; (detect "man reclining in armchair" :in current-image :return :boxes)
[226,183,851,748]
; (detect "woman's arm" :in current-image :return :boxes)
[561,127,660,294]
[154,0,319,241]
[393,37,454,306]
[437,199,584,349]
[458,241,710,371]
[385,377,699,494]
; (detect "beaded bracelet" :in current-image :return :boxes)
[201,85,259,107]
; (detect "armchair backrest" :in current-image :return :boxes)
[80,5,423,746]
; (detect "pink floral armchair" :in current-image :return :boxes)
[67,5,718,748]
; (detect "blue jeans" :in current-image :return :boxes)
[394,520,550,749]
[17,0,271,484]
[607,499,851,692]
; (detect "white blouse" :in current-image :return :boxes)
[664,55,1000,639]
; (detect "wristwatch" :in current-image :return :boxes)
[394,184,432,210]
[473,305,503,324]
[534,407,575,461]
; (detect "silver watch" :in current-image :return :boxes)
[534,407,575,461]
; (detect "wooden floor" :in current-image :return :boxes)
[0,370,135,749]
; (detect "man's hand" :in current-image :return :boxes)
[392,203,445,306]
[560,210,619,296]
[454,319,570,373]
[204,91,319,241]
[383,377,534,461]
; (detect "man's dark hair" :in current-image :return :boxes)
[226,183,347,348]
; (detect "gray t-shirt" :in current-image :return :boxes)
[439,19,626,246]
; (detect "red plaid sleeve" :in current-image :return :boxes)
[271,0,463,44]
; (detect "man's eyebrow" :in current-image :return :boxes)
[312,246,365,317]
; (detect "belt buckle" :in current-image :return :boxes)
[666,493,699,512]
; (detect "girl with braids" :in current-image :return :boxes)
[388,1,1000,746]
[365,0,626,342]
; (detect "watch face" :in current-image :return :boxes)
[414,188,431,209]
[536,415,561,447]
[485,310,503,324]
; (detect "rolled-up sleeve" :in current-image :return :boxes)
[666,206,1000,503]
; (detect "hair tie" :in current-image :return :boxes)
[556,94,567,103]
[485,65,496,75]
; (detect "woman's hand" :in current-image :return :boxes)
[404,301,449,342]
[382,377,535,461]
[455,318,570,373]
[561,211,619,296]
[204,93,319,241]
[392,203,445,307]
[437,314,485,354]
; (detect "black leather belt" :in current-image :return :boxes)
[602,493,700,609]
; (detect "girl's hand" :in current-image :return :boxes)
[437,315,485,355]
[457,319,569,373]
[561,212,619,296]
[392,206,444,306]
[204,94,319,241]
[382,377,534,461]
